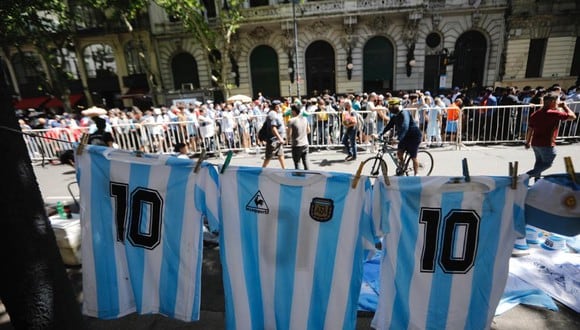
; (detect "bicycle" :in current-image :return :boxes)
[367,137,434,176]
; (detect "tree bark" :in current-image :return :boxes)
[0,58,82,329]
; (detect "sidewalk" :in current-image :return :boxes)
[2,143,578,329]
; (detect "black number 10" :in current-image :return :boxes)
[110,182,163,250]
[419,208,480,274]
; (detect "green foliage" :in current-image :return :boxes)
[91,0,150,31]
[155,0,245,96]
[0,0,70,46]
[92,0,149,20]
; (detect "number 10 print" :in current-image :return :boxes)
[110,182,164,250]
[419,208,480,274]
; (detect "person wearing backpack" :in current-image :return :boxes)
[88,116,114,147]
[261,109,286,168]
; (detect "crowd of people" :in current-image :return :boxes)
[16,84,580,172]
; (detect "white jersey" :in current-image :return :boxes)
[211,166,374,330]
[525,174,580,236]
[371,175,528,330]
[76,146,218,322]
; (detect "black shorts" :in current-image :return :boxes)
[265,140,284,159]
[398,132,422,158]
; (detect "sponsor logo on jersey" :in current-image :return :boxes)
[309,198,334,222]
[562,194,576,209]
[246,190,270,214]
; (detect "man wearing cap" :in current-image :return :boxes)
[380,97,422,175]
[88,116,114,147]
[525,92,576,179]
[262,109,286,168]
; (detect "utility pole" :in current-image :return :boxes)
[292,0,301,99]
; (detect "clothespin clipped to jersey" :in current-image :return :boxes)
[462,158,471,182]
[352,157,389,189]
[564,156,577,184]
[194,149,206,174]
[220,150,234,174]
[509,161,518,189]
[75,133,89,155]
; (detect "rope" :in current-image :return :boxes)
[0,125,78,167]
[0,125,78,145]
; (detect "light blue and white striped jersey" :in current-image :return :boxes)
[525,174,580,236]
[371,176,528,330]
[212,166,373,330]
[76,146,218,321]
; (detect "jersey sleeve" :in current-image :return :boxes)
[513,174,529,237]
[358,177,379,254]
[195,164,220,232]
[372,177,391,239]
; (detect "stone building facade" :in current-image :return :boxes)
[150,0,511,101]
[2,0,579,108]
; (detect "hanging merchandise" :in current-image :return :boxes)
[370,175,529,330]
[525,174,580,236]
[211,166,375,330]
[76,145,218,322]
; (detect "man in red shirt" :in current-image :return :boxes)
[525,92,576,178]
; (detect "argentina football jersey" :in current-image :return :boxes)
[371,175,528,330]
[213,166,374,330]
[525,174,580,236]
[76,146,218,322]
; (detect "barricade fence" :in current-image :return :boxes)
[23,103,580,161]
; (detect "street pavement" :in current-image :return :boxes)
[1,142,579,329]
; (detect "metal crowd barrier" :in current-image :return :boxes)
[23,102,580,161]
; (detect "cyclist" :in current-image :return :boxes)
[379,97,423,175]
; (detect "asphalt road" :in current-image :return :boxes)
[1,143,579,329]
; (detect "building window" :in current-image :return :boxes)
[124,39,148,75]
[54,47,80,80]
[11,52,44,85]
[571,37,580,78]
[202,0,217,18]
[83,44,117,78]
[525,38,547,78]
[249,0,269,7]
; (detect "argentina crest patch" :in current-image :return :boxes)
[309,197,334,222]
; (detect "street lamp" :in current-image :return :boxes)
[346,53,353,80]
[288,56,295,83]
[291,0,300,98]
[406,43,416,77]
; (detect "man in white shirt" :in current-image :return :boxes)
[221,104,237,149]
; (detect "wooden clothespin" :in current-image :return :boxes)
[462,158,470,182]
[220,150,233,174]
[75,133,89,155]
[564,156,576,184]
[194,150,206,174]
[352,157,390,189]
[509,161,518,189]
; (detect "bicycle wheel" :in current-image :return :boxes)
[368,156,385,176]
[404,151,434,176]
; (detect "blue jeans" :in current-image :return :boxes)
[342,128,357,158]
[527,146,556,178]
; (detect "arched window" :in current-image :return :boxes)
[250,45,280,99]
[305,41,335,96]
[124,39,148,75]
[172,52,200,90]
[363,36,394,93]
[83,44,117,78]
[452,31,487,90]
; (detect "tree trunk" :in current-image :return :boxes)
[0,58,82,329]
